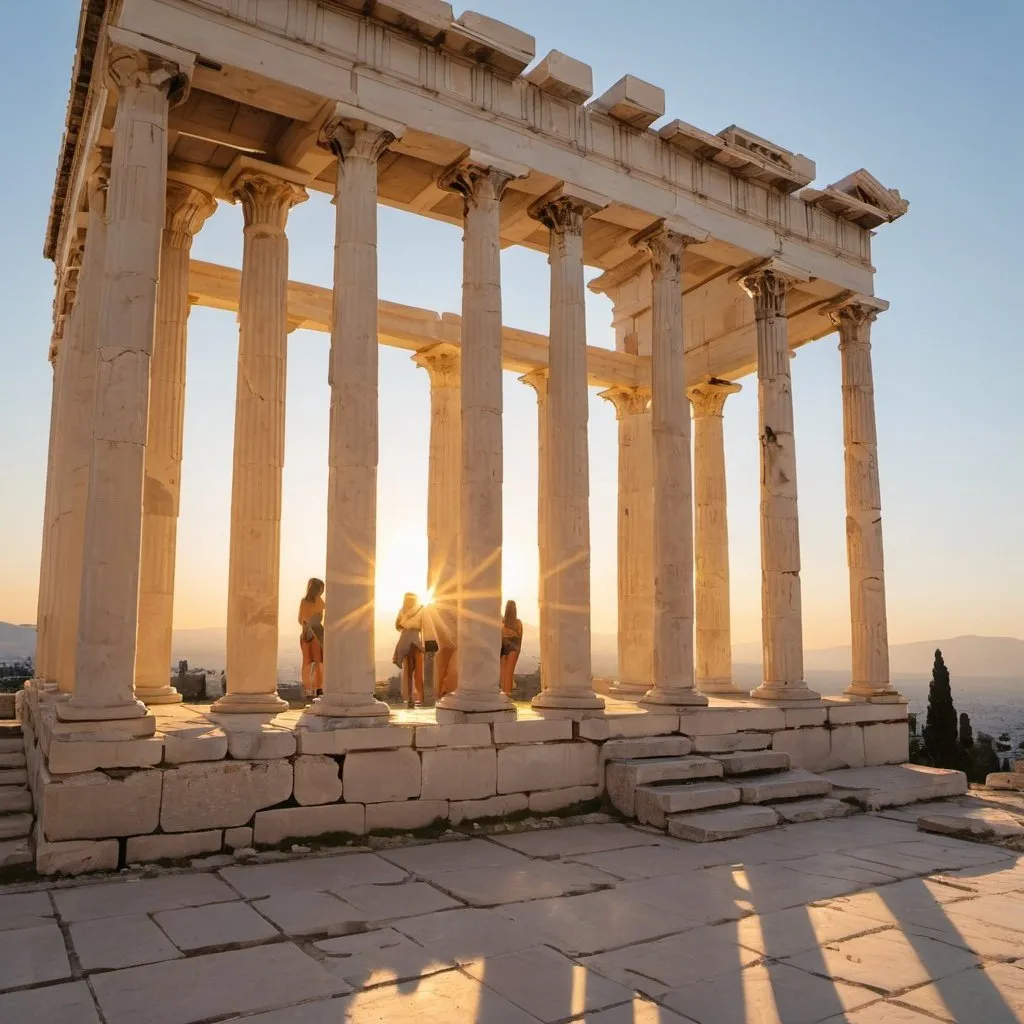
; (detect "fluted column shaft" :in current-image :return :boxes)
[214,172,306,714]
[521,370,551,690]
[740,267,818,701]
[529,191,602,710]
[315,123,392,718]
[136,183,216,704]
[832,303,902,702]
[34,335,67,685]
[416,344,461,679]
[689,378,743,696]
[633,225,706,707]
[436,160,519,716]
[61,47,186,725]
[54,176,108,693]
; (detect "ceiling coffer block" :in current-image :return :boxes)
[524,50,594,105]
[713,125,815,193]
[444,11,536,75]
[589,75,665,130]
[799,168,909,229]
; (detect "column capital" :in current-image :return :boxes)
[413,343,461,386]
[599,384,651,419]
[164,180,216,249]
[105,27,194,106]
[528,183,605,236]
[439,150,528,208]
[737,259,809,318]
[630,220,705,280]
[227,170,307,233]
[519,366,550,397]
[825,293,889,334]
[688,377,742,418]
[317,101,404,160]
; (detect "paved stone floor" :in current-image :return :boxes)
[3,813,1024,1023]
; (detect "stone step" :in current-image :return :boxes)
[0,738,24,754]
[775,797,854,824]
[0,769,27,786]
[0,721,22,738]
[0,752,26,769]
[692,733,770,754]
[713,751,791,775]
[0,787,32,814]
[0,813,32,840]
[822,765,967,810]
[601,736,694,762]
[667,804,780,842]
[738,769,831,805]
[0,838,32,869]
[635,780,741,827]
[984,773,1024,792]
[606,756,723,816]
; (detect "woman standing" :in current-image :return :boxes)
[393,592,426,709]
[499,599,523,697]
[298,578,325,700]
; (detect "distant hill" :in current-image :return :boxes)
[2,622,1020,682]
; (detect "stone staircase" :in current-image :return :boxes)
[604,737,851,841]
[0,720,33,869]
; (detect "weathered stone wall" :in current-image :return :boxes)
[20,683,907,874]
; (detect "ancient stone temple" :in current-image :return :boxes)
[19,0,922,874]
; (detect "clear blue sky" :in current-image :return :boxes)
[1,0,1021,650]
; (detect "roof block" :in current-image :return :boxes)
[373,0,454,44]
[589,75,665,130]
[800,169,909,229]
[445,11,536,76]
[524,50,594,105]
[713,125,815,193]
[659,119,725,159]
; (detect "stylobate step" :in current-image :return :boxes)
[606,756,723,817]
[668,804,780,842]
[635,780,742,827]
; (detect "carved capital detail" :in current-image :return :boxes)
[519,367,550,398]
[828,301,879,333]
[440,161,518,211]
[229,173,307,234]
[630,222,698,284]
[739,268,793,319]
[106,45,190,105]
[320,121,397,164]
[164,181,217,249]
[413,344,461,387]
[529,192,602,237]
[599,385,651,419]
[688,377,742,418]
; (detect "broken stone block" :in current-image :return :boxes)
[41,769,162,841]
[161,726,228,764]
[449,793,528,824]
[366,799,449,832]
[35,827,119,875]
[497,742,599,794]
[421,747,496,800]
[125,831,223,863]
[917,808,1024,839]
[161,761,293,832]
[343,749,421,803]
[826,725,866,770]
[47,736,163,774]
[667,804,780,842]
[252,803,366,845]
[293,754,344,806]
[692,733,769,754]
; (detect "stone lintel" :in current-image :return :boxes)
[106,26,196,82]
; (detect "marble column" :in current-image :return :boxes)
[315,121,395,718]
[54,172,109,694]
[689,377,744,696]
[529,188,603,710]
[59,46,189,727]
[436,157,522,718]
[415,344,461,694]
[599,386,654,698]
[520,369,551,691]
[739,265,818,701]
[213,172,306,714]
[830,299,903,703]
[632,224,706,707]
[136,182,216,705]
[34,324,70,686]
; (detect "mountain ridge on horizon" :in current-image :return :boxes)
[2,621,1021,680]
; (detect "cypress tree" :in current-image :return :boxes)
[959,712,974,749]
[922,649,959,768]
